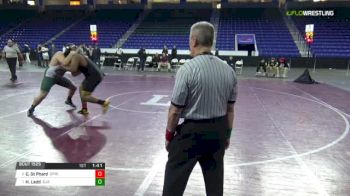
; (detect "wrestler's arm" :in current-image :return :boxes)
[61,53,80,73]
[49,51,64,67]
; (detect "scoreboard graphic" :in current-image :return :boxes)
[15,162,105,186]
[305,24,314,44]
[90,24,98,42]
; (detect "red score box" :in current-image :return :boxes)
[95,170,105,178]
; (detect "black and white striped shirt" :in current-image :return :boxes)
[171,54,237,120]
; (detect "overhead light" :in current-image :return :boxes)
[216,3,221,9]
[70,0,81,6]
[27,0,35,6]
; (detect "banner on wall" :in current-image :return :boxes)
[237,34,255,44]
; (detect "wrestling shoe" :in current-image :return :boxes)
[77,108,89,115]
[27,108,34,117]
[65,99,76,108]
[102,99,110,114]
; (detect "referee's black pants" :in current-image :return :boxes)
[163,116,227,196]
[6,58,18,81]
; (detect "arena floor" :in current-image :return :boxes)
[1,63,350,196]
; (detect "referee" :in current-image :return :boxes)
[2,39,24,82]
[163,21,237,196]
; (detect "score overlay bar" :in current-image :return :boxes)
[15,162,105,186]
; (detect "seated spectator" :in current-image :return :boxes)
[162,45,168,55]
[151,53,160,68]
[256,59,267,76]
[171,45,177,60]
[266,57,278,77]
[277,57,289,78]
[158,53,171,71]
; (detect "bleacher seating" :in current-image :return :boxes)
[0,11,83,49]
[293,17,350,58]
[53,10,140,49]
[123,9,211,50]
[0,10,35,36]
[217,8,300,57]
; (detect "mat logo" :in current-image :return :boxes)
[286,10,334,17]
[140,95,171,107]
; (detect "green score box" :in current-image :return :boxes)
[96,178,105,186]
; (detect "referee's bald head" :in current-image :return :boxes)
[190,21,214,48]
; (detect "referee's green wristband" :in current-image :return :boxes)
[226,128,233,139]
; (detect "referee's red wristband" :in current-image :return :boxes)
[165,129,175,142]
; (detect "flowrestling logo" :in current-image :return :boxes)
[286,10,335,17]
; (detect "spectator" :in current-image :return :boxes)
[116,47,124,70]
[41,45,50,67]
[87,45,93,60]
[215,48,219,57]
[23,44,31,64]
[278,57,289,78]
[227,56,235,71]
[151,53,160,68]
[256,59,267,76]
[171,45,177,60]
[62,44,67,53]
[157,53,171,71]
[267,57,278,77]
[49,43,56,60]
[92,45,101,68]
[162,45,168,55]
[137,47,146,72]
[36,44,43,67]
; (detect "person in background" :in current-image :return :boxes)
[23,44,31,64]
[116,47,124,70]
[256,59,267,76]
[278,57,289,78]
[92,45,101,68]
[79,44,88,57]
[62,44,67,53]
[267,57,278,77]
[137,47,147,72]
[151,53,160,68]
[87,45,93,60]
[49,43,56,60]
[157,52,171,72]
[37,44,43,67]
[1,39,24,82]
[162,45,168,55]
[41,45,50,67]
[227,56,235,71]
[171,45,177,60]
[215,48,219,57]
